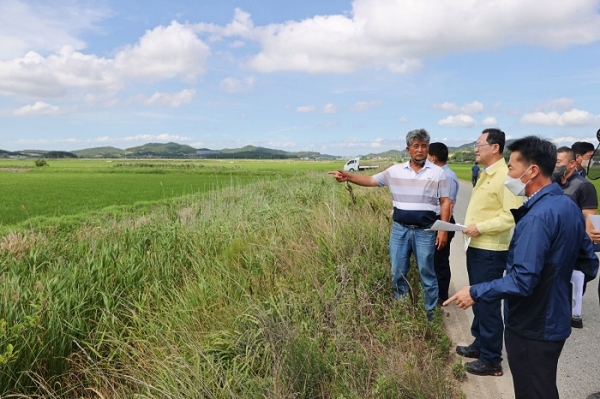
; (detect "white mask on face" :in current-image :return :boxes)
[504,167,532,196]
[581,159,591,169]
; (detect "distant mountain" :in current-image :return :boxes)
[448,141,476,152]
[67,143,338,160]
[361,149,406,159]
[73,146,124,157]
[124,142,198,157]
[220,145,287,155]
[4,139,516,160]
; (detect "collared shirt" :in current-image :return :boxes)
[433,164,459,216]
[373,159,449,226]
[575,167,586,178]
[443,163,459,204]
[470,183,599,341]
[560,173,598,210]
[464,158,524,251]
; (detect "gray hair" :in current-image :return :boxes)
[406,129,430,147]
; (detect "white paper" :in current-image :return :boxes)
[426,220,467,232]
[589,214,600,230]
[463,235,471,252]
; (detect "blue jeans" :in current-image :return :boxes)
[466,247,506,365]
[389,222,439,311]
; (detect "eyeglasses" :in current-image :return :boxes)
[473,143,492,150]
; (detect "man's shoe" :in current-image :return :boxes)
[572,316,583,329]
[456,345,480,359]
[465,359,503,376]
[586,392,600,399]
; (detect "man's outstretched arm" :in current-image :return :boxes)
[328,170,378,187]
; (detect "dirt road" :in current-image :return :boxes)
[444,179,600,399]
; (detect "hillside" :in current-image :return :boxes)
[123,142,198,157]
[2,139,514,160]
[69,143,338,160]
[362,149,405,159]
[73,146,124,157]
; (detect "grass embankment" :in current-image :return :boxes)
[0,172,458,398]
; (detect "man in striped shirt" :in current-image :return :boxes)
[330,129,451,319]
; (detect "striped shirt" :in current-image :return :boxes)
[373,159,449,226]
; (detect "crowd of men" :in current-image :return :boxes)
[330,129,600,399]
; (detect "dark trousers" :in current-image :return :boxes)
[434,216,455,301]
[505,328,565,399]
[466,247,506,365]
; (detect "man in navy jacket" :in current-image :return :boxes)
[445,136,599,399]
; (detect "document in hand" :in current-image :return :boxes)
[426,220,467,232]
[589,214,600,230]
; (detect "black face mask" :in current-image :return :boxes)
[552,165,567,180]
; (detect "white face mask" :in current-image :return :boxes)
[505,167,532,196]
[581,159,591,169]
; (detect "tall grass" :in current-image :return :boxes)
[0,172,458,398]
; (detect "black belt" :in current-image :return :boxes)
[396,221,431,229]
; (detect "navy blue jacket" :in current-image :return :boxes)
[470,182,599,341]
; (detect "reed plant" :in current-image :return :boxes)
[0,172,458,398]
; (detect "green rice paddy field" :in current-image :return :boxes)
[0,158,343,227]
[3,159,600,228]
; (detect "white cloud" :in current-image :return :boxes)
[297,105,316,113]
[398,116,409,123]
[14,101,59,116]
[552,136,584,144]
[230,40,246,48]
[219,76,256,93]
[438,114,477,127]
[120,133,193,143]
[0,0,110,60]
[267,141,296,148]
[195,8,257,40]
[0,21,210,98]
[371,138,384,148]
[434,102,460,113]
[520,109,600,126]
[534,97,575,112]
[434,101,483,114]
[322,103,337,114]
[114,22,210,81]
[350,100,382,112]
[142,89,196,107]
[482,117,498,126]
[205,1,600,74]
[462,101,484,114]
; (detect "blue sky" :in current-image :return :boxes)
[1,0,600,156]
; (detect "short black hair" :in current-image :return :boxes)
[482,128,506,152]
[429,142,448,163]
[571,141,595,157]
[556,146,575,161]
[507,136,556,177]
